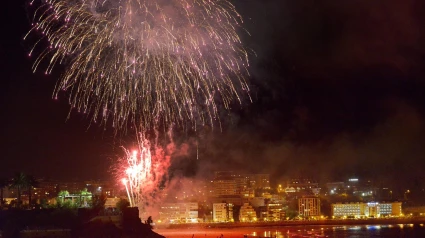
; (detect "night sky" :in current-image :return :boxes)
[2,0,425,192]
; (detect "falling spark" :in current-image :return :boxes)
[26,0,251,131]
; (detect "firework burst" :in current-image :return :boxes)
[121,148,151,207]
[118,135,171,210]
[26,0,250,131]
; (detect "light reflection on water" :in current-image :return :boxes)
[243,224,425,238]
[158,224,425,238]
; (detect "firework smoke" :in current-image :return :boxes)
[116,131,192,217]
[26,0,250,131]
[118,136,170,212]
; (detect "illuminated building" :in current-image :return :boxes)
[213,171,237,197]
[84,180,118,197]
[247,174,271,190]
[234,175,250,196]
[379,202,402,216]
[260,192,273,199]
[212,172,271,198]
[36,179,59,198]
[285,179,319,195]
[213,203,234,222]
[284,187,296,193]
[240,187,255,198]
[259,202,284,221]
[239,203,257,222]
[347,178,377,198]
[213,178,237,196]
[325,178,378,198]
[159,203,198,223]
[4,179,59,205]
[332,203,364,218]
[298,197,321,219]
[332,202,402,218]
[326,182,345,195]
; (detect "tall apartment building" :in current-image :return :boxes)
[213,203,234,222]
[234,175,249,195]
[247,174,271,190]
[213,177,237,196]
[212,171,270,198]
[298,197,321,219]
[259,202,285,221]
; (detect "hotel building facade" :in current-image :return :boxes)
[332,202,402,218]
[159,203,199,223]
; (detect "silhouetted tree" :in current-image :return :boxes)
[26,175,39,208]
[9,172,28,208]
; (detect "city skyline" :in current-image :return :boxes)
[1,171,412,204]
[0,169,416,225]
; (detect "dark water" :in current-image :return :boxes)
[246,224,425,238]
[159,224,425,238]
